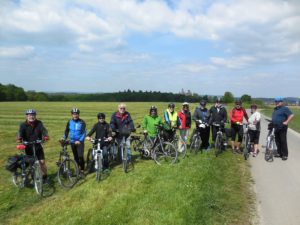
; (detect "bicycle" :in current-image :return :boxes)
[189,121,209,155]
[242,124,254,160]
[56,139,79,188]
[86,138,109,182]
[132,125,177,165]
[263,119,277,162]
[212,122,227,157]
[13,140,44,196]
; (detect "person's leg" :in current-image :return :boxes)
[231,125,237,150]
[102,146,109,169]
[275,130,282,157]
[279,127,288,158]
[77,143,85,171]
[236,125,244,152]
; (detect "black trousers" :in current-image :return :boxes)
[71,142,85,171]
[193,126,210,149]
[275,126,288,157]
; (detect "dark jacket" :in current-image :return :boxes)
[17,120,48,142]
[209,105,228,125]
[192,107,210,124]
[110,111,135,137]
[87,122,112,140]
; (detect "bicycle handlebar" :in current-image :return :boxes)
[22,140,43,145]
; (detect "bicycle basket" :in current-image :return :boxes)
[5,155,20,172]
[119,128,131,136]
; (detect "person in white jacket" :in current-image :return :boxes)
[248,104,261,157]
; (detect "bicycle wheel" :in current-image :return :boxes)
[190,135,201,155]
[215,135,222,157]
[177,137,187,159]
[153,142,177,165]
[121,144,128,173]
[33,162,43,196]
[12,167,25,188]
[243,135,250,160]
[86,148,94,173]
[131,138,141,152]
[58,159,79,188]
[96,155,103,182]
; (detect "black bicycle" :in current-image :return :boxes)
[242,124,254,160]
[12,140,44,196]
[264,119,277,162]
[57,139,79,188]
[212,122,227,157]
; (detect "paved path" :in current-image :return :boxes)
[250,114,300,225]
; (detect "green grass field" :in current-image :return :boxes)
[0,102,255,225]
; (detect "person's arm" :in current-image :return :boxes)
[110,113,116,131]
[283,114,294,125]
[64,120,70,139]
[141,116,147,131]
[127,112,135,131]
[243,108,249,122]
[40,122,49,140]
[192,109,199,123]
[86,123,96,138]
[16,123,25,142]
[79,120,86,142]
[164,110,170,125]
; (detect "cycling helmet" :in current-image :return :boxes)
[97,113,105,119]
[168,103,175,108]
[182,102,189,106]
[215,97,221,103]
[251,104,257,109]
[149,106,157,113]
[71,108,80,114]
[25,109,36,115]
[274,97,283,102]
[200,100,206,106]
[235,99,242,105]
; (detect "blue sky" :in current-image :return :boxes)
[0,0,299,97]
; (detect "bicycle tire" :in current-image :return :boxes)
[12,167,25,188]
[86,148,94,173]
[190,135,201,155]
[121,144,128,173]
[96,155,103,182]
[153,142,177,165]
[57,159,79,188]
[215,135,222,157]
[33,162,43,196]
[243,134,250,160]
[177,137,187,159]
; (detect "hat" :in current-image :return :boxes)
[274,97,283,102]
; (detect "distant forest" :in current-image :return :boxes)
[0,83,256,103]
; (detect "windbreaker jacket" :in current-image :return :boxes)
[178,110,191,129]
[192,107,210,124]
[87,121,112,139]
[142,115,163,137]
[110,111,135,135]
[17,120,48,142]
[64,119,86,143]
[164,109,180,127]
[209,105,227,125]
[230,107,248,124]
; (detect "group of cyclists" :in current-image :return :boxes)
[15,97,294,183]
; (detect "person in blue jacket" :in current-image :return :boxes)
[64,108,86,175]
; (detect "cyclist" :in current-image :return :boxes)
[192,100,210,149]
[272,97,294,160]
[86,113,113,170]
[209,98,227,148]
[110,103,135,162]
[229,100,248,153]
[63,108,86,177]
[248,104,261,157]
[142,106,165,142]
[178,102,191,151]
[163,103,180,141]
[16,109,49,182]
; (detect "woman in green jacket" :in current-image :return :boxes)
[142,106,163,140]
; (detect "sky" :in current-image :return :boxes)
[0,0,299,98]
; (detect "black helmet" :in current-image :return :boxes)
[71,108,80,114]
[235,99,242,105]
[168,103,175,108]
[97,113,105,119]
[215,97,221,103]
[149,106,157,114]
[251,104,257,109]
[200,100,206,106]
[25,109,36,115]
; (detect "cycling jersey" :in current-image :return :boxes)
[87,121,112,140]
[230,107,248,124]
[64,119,86,143]
[192,107,210,124]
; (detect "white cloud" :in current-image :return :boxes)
[210,56,256,69]
[0,46,35,58]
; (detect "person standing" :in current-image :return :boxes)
[248,104,261,157]
[192,100,210,149]
[229,100,248,153]
[86,113,112,170]
[164,103,179,128]
[17,109,49,182]
[63,108,86,177]
[110,103,135,162]
[209,98,227,148]
[272,97,294,160]
[178,102,191,151]
[142,106,164,141]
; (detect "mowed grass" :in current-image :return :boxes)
[0,102,255,225]
[261,105,300,133]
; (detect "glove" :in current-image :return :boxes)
[236,121,241,125]
[199,124,206,128]
[16,144,26,150]
[143,130,148,134]
[198,120,202,124]
[43,136,49,141]
[86,136,91,141]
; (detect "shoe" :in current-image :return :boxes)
[274,154,282,158]
[282,156,288,161]
[79,171,85,179]
[235,149,242,154]
[252,153,257,157]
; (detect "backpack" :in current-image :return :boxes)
[5,155,20,172]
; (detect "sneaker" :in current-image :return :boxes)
[253,153,257,157]
[282,156,288,161]
[274,154,282,158]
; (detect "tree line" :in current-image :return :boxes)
[0,83,253,103]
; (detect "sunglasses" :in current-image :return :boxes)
[98,118,105,120]
[119,107,125,110]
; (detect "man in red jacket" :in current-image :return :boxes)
[229,100,248,153]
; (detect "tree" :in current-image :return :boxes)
[241,94,252,103]
[222,91,234,103]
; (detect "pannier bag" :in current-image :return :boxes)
[5,155,20,172]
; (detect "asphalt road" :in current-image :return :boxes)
[250,114,300,225]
